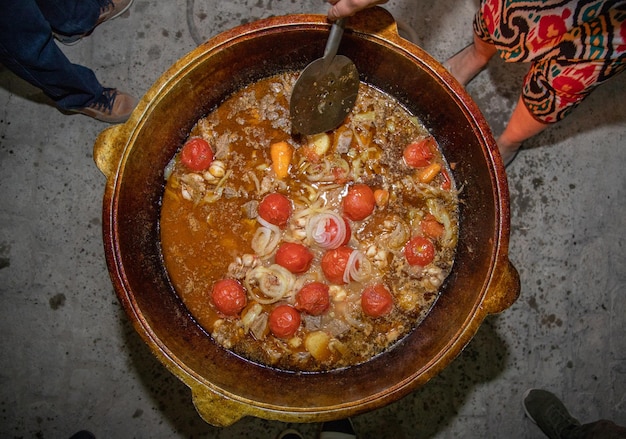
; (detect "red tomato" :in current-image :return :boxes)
[258,193,292,228]
[211,278,247,316]
[275,242,313,274]
[404,236,435,266]
[420,214,445,239]
[403,137,435,168]
[361,283,394,317]
[295,282,330,316]
[180,137,214,171]
[268,304,301,338]
[321,246,353,284]
[342,184,376,221]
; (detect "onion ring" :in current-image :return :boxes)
[251,222,281,257]
[245,264,296,304]
[306,211,347,249]
[344,249,372,284]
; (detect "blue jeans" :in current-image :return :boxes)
[0,0,105,110]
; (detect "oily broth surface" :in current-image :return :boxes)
[160,72,459,371]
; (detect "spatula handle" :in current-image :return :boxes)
[322,18,346,62]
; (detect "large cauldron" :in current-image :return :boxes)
[94,7,520,427]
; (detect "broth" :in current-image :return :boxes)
[160,72,459,371]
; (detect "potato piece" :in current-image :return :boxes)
[304,331,331,361]
[309,133,330,157]
[328,339,348,356]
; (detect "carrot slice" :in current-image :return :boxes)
[270,141,293,179]
[417,163,441,184]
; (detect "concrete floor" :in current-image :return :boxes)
[1,0,625,438]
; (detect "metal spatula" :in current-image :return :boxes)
[290,18,359,135]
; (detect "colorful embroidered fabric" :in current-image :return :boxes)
[474,0,626,122]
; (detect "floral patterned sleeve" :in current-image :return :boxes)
[473,0,626,122]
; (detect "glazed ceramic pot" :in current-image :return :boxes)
[93,7,520,427]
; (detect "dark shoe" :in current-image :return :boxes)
[320,418,357,439]
[523,389,582,439]
[69,88,137,123]
[55,0,134,45]
[69,431,95,439]
[276,429,304,439]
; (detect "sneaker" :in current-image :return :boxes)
[320,418,357,439]
[523,389,582,439]
[69,88,137,123]
[276,429,304,439]
[95,0,134,25]
[55,0,134,45]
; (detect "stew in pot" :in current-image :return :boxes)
[160,72,459,371]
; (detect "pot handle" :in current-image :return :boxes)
[93,124,127,179]
[189,384,258,427]
[483,258,520,315]
[347,6,401,41]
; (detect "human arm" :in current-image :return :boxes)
[327,0,389,20]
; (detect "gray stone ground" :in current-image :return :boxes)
[1,0,624,438]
